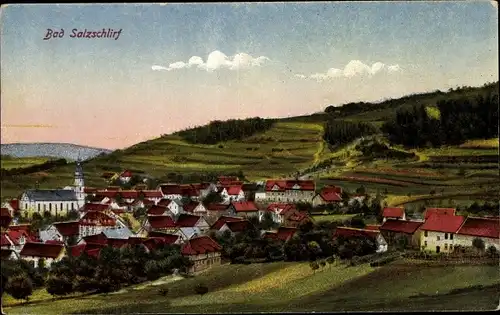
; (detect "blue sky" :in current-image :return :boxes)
[1,2,498,149]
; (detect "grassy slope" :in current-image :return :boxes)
[0,156,53,170]
[1,84,498,208]
[5,262,498,313]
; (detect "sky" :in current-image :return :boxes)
[1,2,498,149]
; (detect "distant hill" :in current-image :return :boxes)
[0,143,112,161]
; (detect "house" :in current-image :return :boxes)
[285,211,313,228]
[348,194,367,206]
[210,216,246,230]
[158,184,183,200]
[141,190,163,203]
[333,227,388,253]
[80,203,112,213]
[217,176,240,187]
[39,224,64,244]
[312,186,343,207]
[219,185,246,204]
[19,242,65,268]
[218,220,253,236]
[53,221,80,243]
[3,229,31,257]
[229,201,260,220]
[147,205,171,216]
[175,214,210,240]
[181,236,222,273]
[419,212,465,253]
[382,207,406,222]
[183,201,207,215]
[146,231,181,245]
[379,219,423,249]
[156,199,183,215]
[1,207,13,228]
[2,199,19,216]
[0,233,17,260]
[266,203,296,224]
[141,215,177,235]
[192,183,217,199]
[455,217,500,251]
[180,185,201,201]
[119,170,133,183]
[205,203,231,217]
[78,211,119,238]
[264,180,316,203]
[263,227,298,242]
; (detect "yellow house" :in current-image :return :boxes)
[419,213,466,253]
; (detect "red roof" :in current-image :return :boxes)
[159,185,183,195]
[107,238,129,249]
[143,199,155,206]
[287,212,310,223]
[231,201,259,212]
[120,170,133,178]
[95,191,119,198]
[264,227,298,242]
[142,190,163,198]
[80,203,111,212]
[382,207,405,219]
[205,203,230,211]
[183,201,201,213]
[424,208,456,220]
[20,242,64,259]
[379,220,423,234]
[180,186,200,197]
[181,236,222,256]
[192,183,211,190]
[147,205,169,216]
[365,225,381,231]
[318,189,342,202]
[176,214,202,228]
[225,185,243,195]
[322,185,343,194]
[147,232,179,244]
[83,242,106,252]
[83,187,98,194]
[267,203,296,215]
[68,244,86,257]
[79,211,116,227]
[334,227,380,240]
[225,220,253,232]
[6,230,31,245]
[211,216,245,230]
[1,233,13,247]
[7,224,30,232]
[118,191,139,199]
[83,233,108,245]
[265,180,315,192]
[106,186,121,191]
[420,213,465,233]
[457,217,499,239]
[0,208,12,228]
[157,199,172,207]
[45,240,64,245]
[147,215,176,229]
[9,199,20,211]
[85,248,101,258]
[53,221,80,237]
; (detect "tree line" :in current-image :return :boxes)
[176,117,275,144]
[323,120,378,147]
[382,91,499,147]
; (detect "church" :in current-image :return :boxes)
[19,161,86,217]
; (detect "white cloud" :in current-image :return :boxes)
[153,50,270,73]
[297,60,402,82]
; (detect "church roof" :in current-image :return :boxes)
[23,189,77,202]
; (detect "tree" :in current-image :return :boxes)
[350,215,366,229]
[472,238,485,252]
[486,246,498,258]
[319,260,326,269]
[46,275,73,297]
[6,275,33,303]
[326,256,335,269]
[309,261,319,274]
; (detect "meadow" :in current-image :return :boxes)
[0,156,53,170]
[4,261,498,314]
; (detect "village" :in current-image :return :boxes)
[1,161,498,280]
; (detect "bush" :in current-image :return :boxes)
[6,275,33,302]
[194,284,209,295]
[46,275,73,297]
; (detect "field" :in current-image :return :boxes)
[0,156,53,170]
[4,261,498,314]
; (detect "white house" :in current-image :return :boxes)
[39,225,64,243]
[119,170,133,183]
[219,186,246,204]
[455,217,500,251]
[158,185,184,200]
[264,180,316,203]
[183,201,207,215]
[157,199,183,216]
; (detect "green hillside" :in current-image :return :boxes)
[4,262,498,313]
[1,82,498,209]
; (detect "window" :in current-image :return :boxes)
[49,203,52,211]
[44,204,47,211]
[450,234,454,240]
[424,231,428,237]
[450,244,453,251]
[71,203,75,211]
[436,236,440,241]
[38,204,41,212]
[444,243,448,250]
[424,241,427,247]
[445,233,448,240]
[60,203,63,211]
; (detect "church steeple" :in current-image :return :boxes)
[74,159,85,207]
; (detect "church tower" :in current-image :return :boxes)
[74,159,85,208]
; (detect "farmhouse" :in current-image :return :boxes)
[419,211,465,254]
[263,180,316,203]
[181,236,223,273]
[334,227,388,253]
[263,227,298,242]
[118,170,133,183]
[382,207,406,222]
[53,221,80,242]
[217,220,254,236]
[19,242,65,268]
[219,185,246,204]
[1,199,19,216]
[205,203,231,217]
[147,205,171,216]
[210,216,246,230]
[379,219,423,249]
[158,184,183,200]
[182,201,207,215]
[229,201,261,220]
[78,211,121,238]
[312,186,343,207]
[39,224,64,243]
[455,217,500,251]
